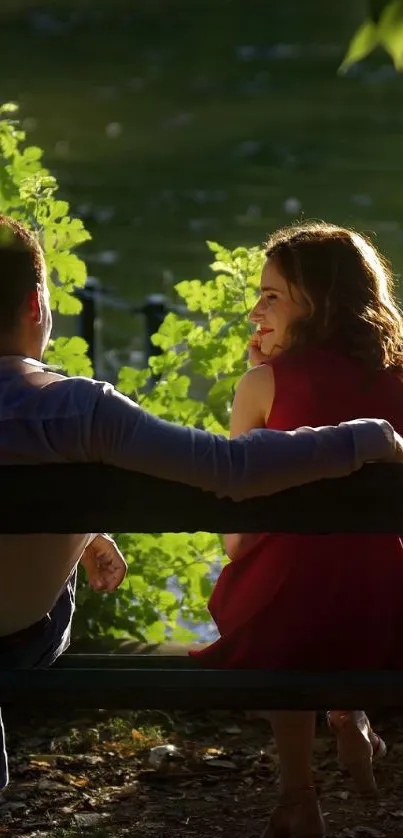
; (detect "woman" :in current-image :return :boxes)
[190,221,403,837]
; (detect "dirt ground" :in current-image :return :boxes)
[1,706,403,838]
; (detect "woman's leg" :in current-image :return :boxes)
[269,710,316,793]
[327,710,386,795]
[261,711,326,837]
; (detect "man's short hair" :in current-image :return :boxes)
[0,215,46,333]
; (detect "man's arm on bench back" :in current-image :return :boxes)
[83,381,396,501]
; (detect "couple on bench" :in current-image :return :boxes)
[0,215,402,837]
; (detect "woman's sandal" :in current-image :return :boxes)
[327,711,387,796]
[261,787,326,838]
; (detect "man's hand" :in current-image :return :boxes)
[374,426,403,463]
[81,534,127,592]
[392,431,403,462]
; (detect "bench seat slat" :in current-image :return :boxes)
[2,669,403,710]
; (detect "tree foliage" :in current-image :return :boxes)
[76,242,263,642]
[0,102,93,376]
[0,102,264,642]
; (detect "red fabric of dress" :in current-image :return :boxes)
[189,348,403,670]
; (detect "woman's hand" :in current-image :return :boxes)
[81,534,128,592]
[248,332,268,367]
[248,331,273,367]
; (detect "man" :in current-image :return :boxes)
[0,215,400,792]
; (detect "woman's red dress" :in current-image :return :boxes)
[190,348,403,670]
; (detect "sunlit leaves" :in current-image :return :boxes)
[107,238,263,643]
[1,103,263,645]
[117,366,151,397]
[378,0,403,68]
[339,20,379,73]
[340,0,403,72]
[0,102,92,376]
[45,337,94,378]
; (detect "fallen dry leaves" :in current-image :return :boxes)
[1,707,403,837]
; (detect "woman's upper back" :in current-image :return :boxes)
[266,347,403,435]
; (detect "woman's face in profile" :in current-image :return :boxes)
[249,259,310,358]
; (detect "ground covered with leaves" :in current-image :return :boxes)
[2,707,403,838]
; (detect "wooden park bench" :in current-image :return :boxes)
[1,462,403,711]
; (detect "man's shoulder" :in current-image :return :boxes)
[41,366,103,389]
[0,358,135,429]
[14,363,118,422]
[39,367,115,408]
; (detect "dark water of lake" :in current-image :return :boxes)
[1,0,403,375]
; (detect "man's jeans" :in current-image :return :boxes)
[0,570,76,791]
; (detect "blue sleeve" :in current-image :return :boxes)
[87,382,394,501]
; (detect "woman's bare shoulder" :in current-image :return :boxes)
[237,362,274,391]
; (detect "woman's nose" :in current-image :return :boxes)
[249,301,261,322]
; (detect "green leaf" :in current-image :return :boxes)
[208,375,237,417]
[117,365,151,396]
[210,259,235,276]
[129,575,150,596]
[174,279,204,310]
[146,620,166,643]
[159,590,179,609]
[206,240,232,263]
[186,562,210,598]
[171,625,198,642]
[202,413,228,434]
[21,146,43,163]
[0,102,19,114]
[378,0,403,69]
[370,0,391,22]
[151,312,193,351]
[200,575,213,599]
[47,199,70,221]
[206,240,221,254]
[50,285,82,315]
[168,374,190,398]
[45,336,93,377]
[338,19,378,73]
[48,251,87,295]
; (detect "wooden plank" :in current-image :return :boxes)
[55,654,197,669]
[2,668,403,710]
[0,462,402,533]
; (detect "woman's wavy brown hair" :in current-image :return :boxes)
[264,220,403,371]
